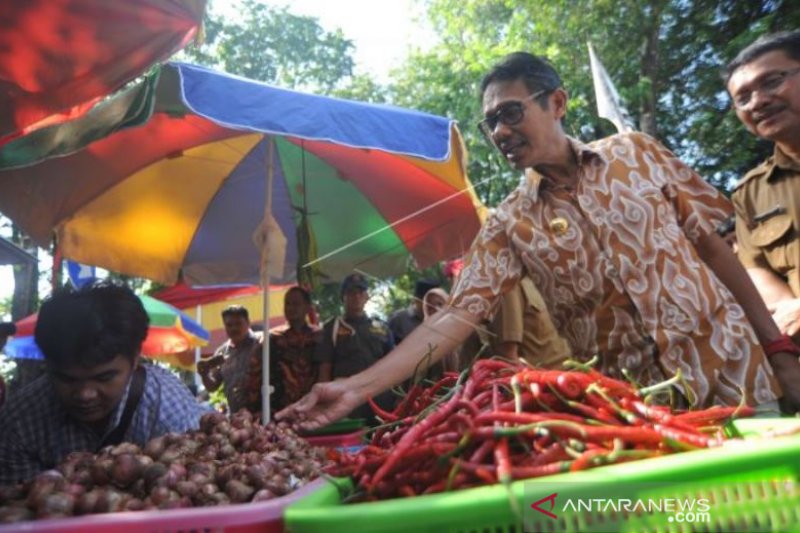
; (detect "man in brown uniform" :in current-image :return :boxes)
[489,277,571,368]
[728,30,800,340]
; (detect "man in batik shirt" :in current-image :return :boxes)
[279,52,800,429]
[198,305,263,413]
[269,287,320,410]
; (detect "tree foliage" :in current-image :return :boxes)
[184,0,356,93]
[389,0,800,200]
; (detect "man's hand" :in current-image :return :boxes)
[768,299,800,337]
[769,351,800,414]
[275,380,363,430]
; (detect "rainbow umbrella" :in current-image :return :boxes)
[0,0,205,145]
[0,62,485,287]
[0,63,486,422]
[4,295,210,368]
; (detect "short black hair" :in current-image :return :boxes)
[725,30,800,83]
[479,52,563,104]
[221,305,249,321]
[286,286,312,305]
[414,279,440,300]
[0,322,16,337]
[35,281,148,368]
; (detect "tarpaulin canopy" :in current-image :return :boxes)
[0,237,36,265]
[153,282,290,355]
[0,0,206,144]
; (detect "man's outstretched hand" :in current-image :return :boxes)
[275,380,363,430]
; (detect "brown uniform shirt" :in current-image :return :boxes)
[490,277,571,368]
[732,146,800,297]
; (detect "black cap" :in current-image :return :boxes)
[341,273,369,294]
[414,279,440,299]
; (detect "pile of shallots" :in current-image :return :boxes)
[0,410,330,523]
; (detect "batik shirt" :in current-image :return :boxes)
[0,363,208,485]
[269,324,320,409]
[212,331,264,413]
[451,132,780,408]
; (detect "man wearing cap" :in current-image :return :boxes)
[313,273,395,420]
[388,279,440,344]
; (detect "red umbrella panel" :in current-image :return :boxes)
[0,0,206,144]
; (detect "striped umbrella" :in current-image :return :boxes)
[4,295,210,369]
[0,62,485,288]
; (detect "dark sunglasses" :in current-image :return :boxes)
[477,89,548,141]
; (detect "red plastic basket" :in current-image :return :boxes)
[0,477,324,533]
[303,429,364,449]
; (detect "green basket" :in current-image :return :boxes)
[285,419,800,533]
[299,418,366,437]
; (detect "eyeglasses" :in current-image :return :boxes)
[477,89,548,140]
[731,67,800,110]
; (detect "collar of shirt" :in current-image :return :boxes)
[228,330,258,349]
[770,145,800,176]
[521,136,605,201]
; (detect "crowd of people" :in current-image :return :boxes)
[1,29,800,486]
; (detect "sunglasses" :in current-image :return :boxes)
[477,89,548,141]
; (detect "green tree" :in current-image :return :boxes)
[184,0,356,92]
[390,0,800,200]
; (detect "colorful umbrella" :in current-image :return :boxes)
[0,62,485,287]
[0,63,486,423]
[4,295,210,367]
[0,0,206,144]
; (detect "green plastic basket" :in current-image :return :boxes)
[285,419,800,533]
[299,418,366,437]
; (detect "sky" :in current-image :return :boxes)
[0,0,435,319]
[260,0,433,82]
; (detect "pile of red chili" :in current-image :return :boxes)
[328,358,753,501]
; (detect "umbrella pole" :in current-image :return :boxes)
[194,304,202,392]
[262,138,275,425]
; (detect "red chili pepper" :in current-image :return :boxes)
[569,449,608,471]
[672,405,755,425]
[368,396,398,422]
[529,442,571,466]
[398,485,417,497]
[474,411,588,426]
[468,439,495,464]
[494,437,512,485]
[653,424,715,449]
[510,460,573,480]
[368,384,465,489]
[450,459,497,484]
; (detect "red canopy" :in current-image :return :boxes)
[0,0,206,143]
[153,282,262,309]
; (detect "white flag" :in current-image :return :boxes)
[587,42,636,133]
